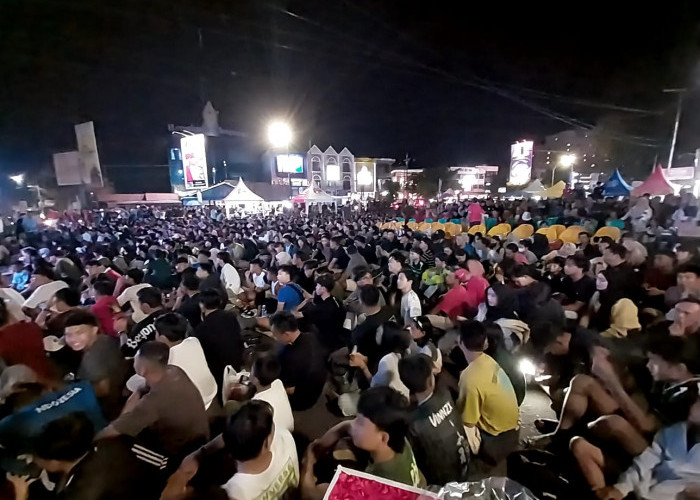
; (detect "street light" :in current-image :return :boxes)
[267,121,292,148]
[552,154,576,186]
[357,165,373,199]
[9,174,24,186]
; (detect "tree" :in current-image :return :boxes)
[385,181,400,201]
[411,167,457,198]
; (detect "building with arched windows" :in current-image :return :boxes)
[306,145,356,195]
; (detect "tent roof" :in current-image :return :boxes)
[539,181,566,198]
[293,182,336,203]
[603,169,632,196]
[523,179,545,193]
[223,179,264,203]
[631,166,676,196]
[199,182,237,201]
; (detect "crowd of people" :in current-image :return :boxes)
[0,191,699,500]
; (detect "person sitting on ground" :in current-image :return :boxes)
[196,262,224,295]
[174,270,202,328]
[270,311,327,411]
[90,278,118,337]
[583,270,641,338]
[145,249,174,290]
[114,268,150,324]
[665,263,700,311]
[96,341,209,474]
[63,309,127,420]
[456,320,519,463]
[350,321,411,401]
[6,412,150,500]
[561,253,597,317]
[121,286,167,357]
[0,298,53,381]
[163,400,298,500]
[349,284,398,372]
[595,393,700,500]
[398,353,470,485]
[344,266,386,321]
[408,315,442,374]
[22,266,68,316]
[154,312,218,410]
[512,264,565,329]
[483,322,526,406]
[301,386,425,499]
[194,289,244,394]
[397,269,421,326]
[570,334,700,494]
[543,256,567,294]
[249,354,294,433]
[294,272,346,353]
[35,286,81,337]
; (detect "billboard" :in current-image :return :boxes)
[75,121,104,188]
[509,140,534,186]
[53,151,82,186]
[276,153,304,174]
[181,134,209,189]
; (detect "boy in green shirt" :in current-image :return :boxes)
[301,387,426,499]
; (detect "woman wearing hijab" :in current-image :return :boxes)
[584,270,641,338]
[477,283,530,351]
[530,233,550,260]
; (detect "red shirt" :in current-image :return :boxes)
[438,285,471,319]
[92,295,119,337]
[464,275,489,313]
[0,322,53,379]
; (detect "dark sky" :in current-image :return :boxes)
[2,0,700,191]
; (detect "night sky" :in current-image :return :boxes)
[2,0,700,192]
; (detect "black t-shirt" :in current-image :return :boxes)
[350,306,398,369]
[295,272,315,294]
[408,389,470,485]
[193,309,244,392]
[330,247,350,270]
[122,310,167,357]
[302,295,347,350]
[562,275,596,305]
[278,332,327,411]
[79,335,127,421]
[648,380,700,426]
[177,293,202,328]
[54,438,153,500]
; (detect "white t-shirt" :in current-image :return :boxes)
[23,280,69,309]
[169,337,218,409]
[253,379,294,432]
[220,263,241,294]
[222,428,299,500]
[400,290,422,325]
[116,283,151,323]
[371,352,410,399]
[0,288,28,321]
[252,272,266,288]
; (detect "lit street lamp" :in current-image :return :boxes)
[357,165,373,199]
[267,121,292,148]
[268,121,293,197]
[9,174,24,186]
[552,154,576,186]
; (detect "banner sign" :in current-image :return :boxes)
[181,134,209,190]
[509,140,534,186]
[75,121,104,188]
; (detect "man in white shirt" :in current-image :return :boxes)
[115,268,151,323]
[397,270,421,326]
[250,354,294,432]
[216,251,241,296]
[153,313,218,410]
[222,400,298,500]
[22,268,68,312]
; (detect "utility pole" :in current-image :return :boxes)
[663,88,686,170]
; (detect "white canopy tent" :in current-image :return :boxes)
[293,182,338,213]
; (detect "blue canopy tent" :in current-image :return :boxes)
[603,169,632,197]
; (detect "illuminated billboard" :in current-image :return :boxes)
[509,140,534,186]
[276,154,304,174]
[181,134,209,189]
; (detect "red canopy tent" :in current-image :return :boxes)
[631,165,677,196]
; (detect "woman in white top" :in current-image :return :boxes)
[409,316,443,374]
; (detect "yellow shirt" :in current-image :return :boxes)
[457,353,519,436]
